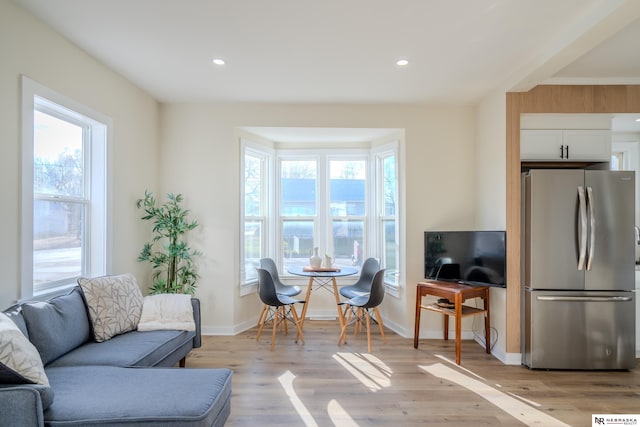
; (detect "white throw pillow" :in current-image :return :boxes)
[137,294,195,332]
[78,273,144,342]
[0,312,49,385]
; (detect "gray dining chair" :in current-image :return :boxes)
[338,269,386,352]
[255,268,305,351]
[260,258,301,297]
[258,258,302,329]
[339,257,379,299]
[339,258,384,337]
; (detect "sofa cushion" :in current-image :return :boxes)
[0,313,49,386]
[44,366,232,427]
[78,273,144,342]
[46,329,196,368]
[21,288,91,366]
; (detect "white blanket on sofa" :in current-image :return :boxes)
[137,294,195,332]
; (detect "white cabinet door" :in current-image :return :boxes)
[521,129,611,161]
[562,130,611,161]
[521,130,564,160]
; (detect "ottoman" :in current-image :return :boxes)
[44,366,232,426]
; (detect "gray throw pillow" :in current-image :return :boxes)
[78,273,144,342]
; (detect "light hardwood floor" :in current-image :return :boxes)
[187,321,639,426]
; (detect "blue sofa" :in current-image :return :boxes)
[0,287,232,427]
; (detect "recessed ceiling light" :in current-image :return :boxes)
[635,118,640,122]
[212,58,225,66]
[396,59,409,66]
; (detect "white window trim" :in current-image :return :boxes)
[240,138,274,295]
[371,140,401,297]
[21,76,112,301]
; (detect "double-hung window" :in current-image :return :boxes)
[22,77,110,298]
[328,158,367,269]
[279,155,368,272]
[374,147,399,287]
[242,144,271,287]
[280,158,318,271]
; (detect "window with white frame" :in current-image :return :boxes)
[375,148,399,286]
[327,158,367,269]
[280,158,318,270]
[240,138,401,291]
[22,77,110,298]
[278,155,369,273]
[611,151,624,170]
[242,146,270,285]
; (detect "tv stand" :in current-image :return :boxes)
[413,280,490,365]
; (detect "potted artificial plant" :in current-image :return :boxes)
[136,190,200,294]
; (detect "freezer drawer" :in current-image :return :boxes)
[523,290,635,369]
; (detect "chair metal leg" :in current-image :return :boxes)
[281,306,289,335]
[354,307,364,337]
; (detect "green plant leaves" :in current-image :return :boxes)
[136,190,200,294]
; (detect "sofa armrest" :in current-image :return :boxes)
[0,386,45,427]
[191,297,202,348]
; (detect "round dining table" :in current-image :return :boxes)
[287,265,358,330]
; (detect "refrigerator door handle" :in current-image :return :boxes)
[577,186,587,270]
[586,186,595,271]
[537,295,633,302]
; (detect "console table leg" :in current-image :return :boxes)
[414,286,422,348]
[443,314,449,340]
[484,290,491,354]
[455,293,462,365]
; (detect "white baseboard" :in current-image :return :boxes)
[202,317,257,336]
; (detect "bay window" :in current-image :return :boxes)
[240,137,400,292]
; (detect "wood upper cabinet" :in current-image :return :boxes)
[520,129,611,161]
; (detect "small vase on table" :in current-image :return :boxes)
[310,247,322,268]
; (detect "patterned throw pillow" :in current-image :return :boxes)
[78,273,144,342]
[0,312,49,385]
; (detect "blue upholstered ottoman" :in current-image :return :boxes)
[44,366,232,427]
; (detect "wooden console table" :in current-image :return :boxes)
[414,280,490,365]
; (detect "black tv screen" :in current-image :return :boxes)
[424,230,506,288]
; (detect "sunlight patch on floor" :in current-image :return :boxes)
[420,363,570,427]
[328,399,359,427]
[434,354,488,382]
[278,370,318,427]
[333,352,392,392]
[507,392,543,407]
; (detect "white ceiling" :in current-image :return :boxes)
[11,0,640,134]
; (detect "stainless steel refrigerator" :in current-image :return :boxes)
[522,169,636,369]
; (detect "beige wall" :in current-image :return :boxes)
[0,0,159,307]
[159,103,479,335]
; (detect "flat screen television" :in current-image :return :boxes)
[424,230,506,288]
